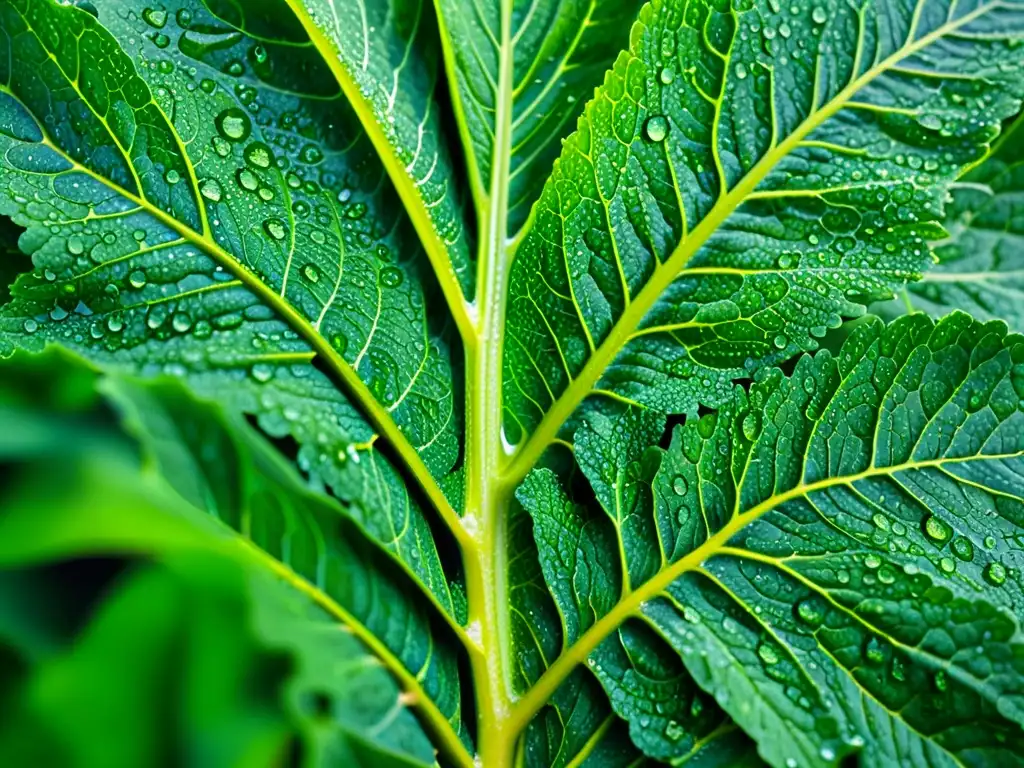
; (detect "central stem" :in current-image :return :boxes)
[462,0,517,763]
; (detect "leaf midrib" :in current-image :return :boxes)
[507,448,1024,731]
[501,1,998,488]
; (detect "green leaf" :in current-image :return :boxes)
[432,0,644,236]
[274,0,477,307]
[896,113,1024,328]
[521,311,1024,767]
[0,0,468,617]
[0,346,470,762]
[501,0,1024,471]
[0,356,440,767]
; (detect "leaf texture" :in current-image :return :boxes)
[433,0,643,235]
[901,113,1024,328]
[0,0,466,620]
[522,311,1024,768]
[278,0,476,298]
[502,0,1024,456]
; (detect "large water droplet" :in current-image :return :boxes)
[923,514,953,544]
[302,263,321,283]
[216,108,251,142]
[379,266,403,288]
[983,562,1007,585]
[245,142,272,169]
[811,6,827,23]
[644,115,669,142]
[129,270,147,289]
[264,218,287,241]
[200,178,222,202]
[142,8,167,27]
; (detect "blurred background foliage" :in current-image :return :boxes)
[0,348,435,768]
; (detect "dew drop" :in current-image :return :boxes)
[142,7,167,27]
[172,312,192,332]
[164,169,180,185]
[379,266,403,288]
[659,67,675,85]
[923,514,953,544]
[812,6,827,23]
[300,144,324,164]
[216,108,251,142]
[672,475,689,496]
[129,270,147,289]
[794,597,824,627]
[251,363,274,383]
[983,562,1007,586]
[22,318,38,333]
[107,314,124,332]
[302,263,321,283]
[950,536,974,562]
[200,178,222,202]
[643,115,669,142]
[757,641,780,665]
[245,142,272,168]
[264,219,287,241]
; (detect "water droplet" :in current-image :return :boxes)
[172,312,192,332]
[742,412,759,440]
[264,218,287,241]
[644,115,669,142]
[129,270,147,289]
[332,334,348,355]
[107,314,124,332]
[251,44,268,64]
[200,78,216,94]
[864,554,882,569]
[200,178,222,202]
[872,513,889,531]
[812,6,827,23]
[251,363,273,382]
[920,114,943,131]
[983,535,996,550]
[237,169,259,191]
[923,514,953,544]
[344,202,367,219]
[983,562,1007,586]
[164,168,180,185]
[933,670,948,691]
[794,597,824,627]
[152,34,170,49]
[672,475,688,496]
[300,144,324,164]
[216,108,251,142]
[757,641,780,665]
[379,266,403,288]
[245,142,272,168]
[950,537,974,562]
[735,62,748,80]
[22,318,38,333]
[142,8,167,27]
[176,8,193,27]
[938,557,956,574]
[302,263,321,283]
[664,720,685,741]
[659,67,675,85]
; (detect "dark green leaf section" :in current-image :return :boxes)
[434,0,643,235]
[503,0,1024,445]
[526,312,1024,768]
[520,465,756,766]
[0,0,464,610]
[899,113,1024,328]
[104,373,468,744]
[278,0,475,294]
[0,351,443,767]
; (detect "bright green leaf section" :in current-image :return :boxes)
[502,0,1024,458]
[522,312,1024,768]
[433,0,643,235]
[900,113,1024,328]
[276,0,476,300]
[0,356,443,767]
[0,0,467,609]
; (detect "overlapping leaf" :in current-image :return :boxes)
[0,0,466,621]
[502,0,1024,455]
[0,350,445,767]
[898,113,1024,328]
[521,312,1024,767]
